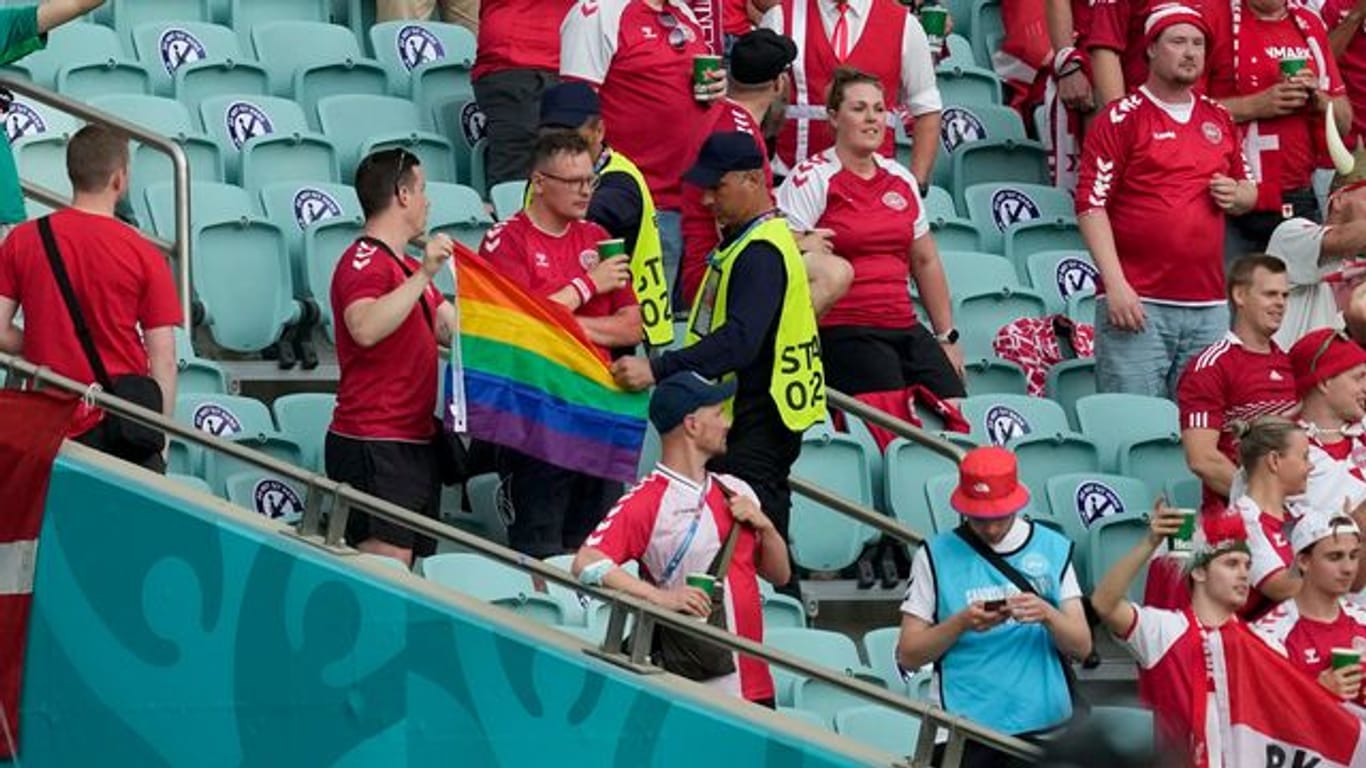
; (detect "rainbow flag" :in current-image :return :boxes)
[443,248,649,484]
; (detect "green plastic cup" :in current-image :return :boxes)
[1333,648,1362,670]
[920,5,948,47]
[693,54,722,97]
[1281,57,1308,78]
[686,572,716,597]
[1169,509,1198,552]
[597,238,627,260]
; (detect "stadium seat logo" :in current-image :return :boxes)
[253,478,304,523]
[397,25,445,71]
[460,102,487,147]
[1054,257,1098,299]
[1075,481,1123,528]
[4,103,44,143]
[158,28,207,76]
[292,188,343,230]
[989,189,1041,232]
[984,405,1030,445]
[192,403,242,437]
[225,101,273,150]
[940,107,986,153]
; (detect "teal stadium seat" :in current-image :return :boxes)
[272,392,335,473]
[789,425,874,572]
[146,181,302,354]
[316,94,456,183]
[167,473,214,494]
[884,433,978,536]
[937,252,1047,363]
[764,627,877,709]
[1046,357,1097,430]
[1086,706,1157,754]
[1004,218,1084,282]
[131,21,270,109]
[1167,476,1202,509]
[938,249,1018,293]
[173,328,230,394]
[1067,291,1097,325]
[964,182,1074,255]
[260,181,362,304]
[841,415,885,514]
[933,104,1048,208]
[224,470,308,524]
[970,0,1004,73]
[924,472,963,538]
[251,21,389,128]
[199,93,339,187]
[835,705,922,757]
[422,552,565,626]
[1026,249,1098,314]
[458,473,509,546]
[426,180,494,262]
[959,394,1100,493]
[9,23,151,99]
[303,214,367,342]
[113,0,211,48]
[941,33,975,68]
[759,579,807,629]
[1045,473,1153,586]
[369,20,476,113]
[173,393,303,491]
[1090,513,1154,603]
[1074,393,1179,471]
[933,63,1002,108]
[231,0,332,47]
[777,707,831,730]
[490,180,527,221]
[433,97,487,190]
[961,358,1029,395]
[860,627,910,694]
[87,94,225,219]
[792,674,887,728]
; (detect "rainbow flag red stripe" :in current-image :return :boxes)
[444,250,648,484]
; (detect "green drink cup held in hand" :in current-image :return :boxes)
[1332,648,1362,670]
[597,238,626,260]
[686,572,716,596]
[919,5,948,49]
[1280,57,1308,78]
[693,54,722,100]
[1169,508,1198,553]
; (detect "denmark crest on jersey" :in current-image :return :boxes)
[579,248,600,270]
[1201,121,1223,145]
[882,191,908,212]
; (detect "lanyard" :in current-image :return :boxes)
[693,210,781,338]
[659,478,712,583]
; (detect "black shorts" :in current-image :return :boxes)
[324,432,441,556]
[819,324,966,399]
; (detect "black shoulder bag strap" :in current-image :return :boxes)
[364,236,434,330]
[38,215,113,389]
[954,522,1089,716]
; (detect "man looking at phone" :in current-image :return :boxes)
[896,446,1091,767]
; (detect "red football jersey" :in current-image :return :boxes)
[0,208,183,437]
[477,212,638,353]
[776,147,928,329]
[472,0,575,80]
[1209,9,1344,195]
[585,466,773,702]
[1119,606,1223,757]
[561,0,719,210]
[330,237,444,442]
[1076,88,1251,304]
[1086,0,1232,94]
[1176,332,1297,512]
[1255,598,1366,708]
[679,99,773,306]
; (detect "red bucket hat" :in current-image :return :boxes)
[1288,328,1366,398]
[950,446,1031,519]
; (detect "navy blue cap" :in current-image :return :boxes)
[683,132,766,188]
[649,372,736,433]
[539,81,601,129]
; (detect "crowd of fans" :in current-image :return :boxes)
[13,0,1366,763]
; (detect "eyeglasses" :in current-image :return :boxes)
[1309,329,1353,376]
[390,149,414,197]
[539,171,599,192]
[658,11,694,50]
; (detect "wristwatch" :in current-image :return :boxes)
[935,328,960,344]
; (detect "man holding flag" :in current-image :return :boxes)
[1093,504,1366,766]
[479,131,642,558]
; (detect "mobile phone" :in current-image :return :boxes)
[983,599,1007,612]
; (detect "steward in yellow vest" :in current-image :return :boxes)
[537,82,673,348]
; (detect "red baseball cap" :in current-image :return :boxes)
[950,446,1031,519]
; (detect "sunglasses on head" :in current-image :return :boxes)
[658,11,694,50]
[1310,329,1354,377]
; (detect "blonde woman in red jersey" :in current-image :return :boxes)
[777,68,962,451]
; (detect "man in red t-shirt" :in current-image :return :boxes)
[1178,255,1298,514]
[0,124,180,471]
[328,149,458,568]
[1077,4,1257,398]
[480,132,642,558]
[573,371,791,705]
[1254,514,1366,705]
[1211,0,1351,252]
[561,0,729,307]
[472,0,577,185]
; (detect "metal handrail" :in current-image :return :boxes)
[0,351,1042,766]
[1,75,192,332]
